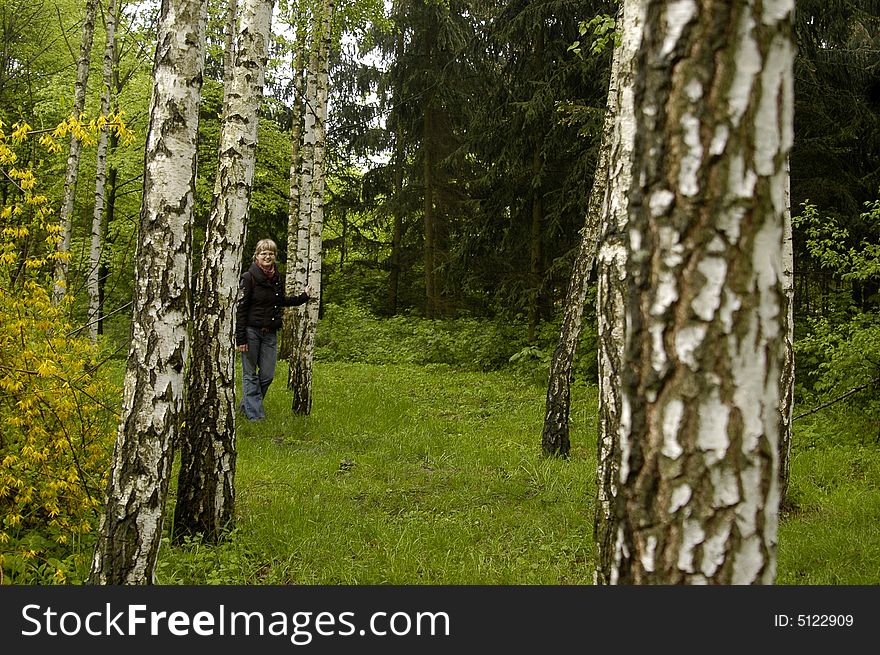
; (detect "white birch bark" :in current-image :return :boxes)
[289,2,327,412]
[302,0,332,378]
[593,0,642,583]
[89,0,207,585]
[173,0,273,543]
[87,0,119,343]
[222,0,239,100]
[606,0,794,585]
[281,37,306,363]
[285,40,306,297]
[541,5,624,458]
[779,158,794,504]
[53,0,100,304]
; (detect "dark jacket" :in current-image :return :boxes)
[235,261,309,346]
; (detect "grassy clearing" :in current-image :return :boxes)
[154,361,879,585]
[777,410,880,584]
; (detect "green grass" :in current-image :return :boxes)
[158,362,598,584]
[777,414,880,584]
[152,361,878,585]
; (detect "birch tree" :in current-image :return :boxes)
[541,4,628,458]
[173,0,273,544]
[289,0,332,414]
[53,0,100,303]
[87,0,120,343]
[779,161,794,504]
[282,34,306,362]
[598,0,794,585]
[89,0,206,585]
[593,0,641,581]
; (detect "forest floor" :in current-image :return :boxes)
[157,361,880,585]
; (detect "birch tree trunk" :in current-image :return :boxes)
[593,0,641,582]
[89,0,206,585]
[600,0,794,585]
[282,38,306,363]
[290,0,332,415]
[779,159,794,506]
[541,3,628,458]
[173,0,273,544]
[53,0,100,304]
[222,0,239,99]
[87,0,119,343]
[289,20,319,410]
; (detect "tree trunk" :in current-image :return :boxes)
[600,0,794,585]
[527,142,543,344]
[53,0,100,303]
[594,0,641,582]
[339,207,347,271]
[173,0,272,544]
[88,0,119,343]
[221,0,239,99]
[290,0,332,414]
[289,21,319,409]
[387,26,405,315]
[98,149,118,336]
[89,0,206,585]
[527,24,545,344]
[779,158,794,506]
[282,39,306,361]
[541,3,628,458]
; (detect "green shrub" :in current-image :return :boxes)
[314,302,597,383]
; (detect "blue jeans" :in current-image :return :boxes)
[240,326,278,420]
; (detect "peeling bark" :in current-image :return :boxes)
[289,17,319,412]
[174,0,274,544]
[594,0,641,582]
[89,0,206,585]
[542,3,630,459]
[282,38,305,362]
[779,158,794,506]
[604,0,794,585]
[290,0,333,414]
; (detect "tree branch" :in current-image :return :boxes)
[793,376,880,421]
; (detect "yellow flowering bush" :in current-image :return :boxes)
[0,118,122,584]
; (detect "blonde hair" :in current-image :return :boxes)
[253,239,278,258]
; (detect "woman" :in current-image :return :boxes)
[235,239,310,421]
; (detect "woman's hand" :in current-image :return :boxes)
[237,344,248,352]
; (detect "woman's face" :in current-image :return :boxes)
[256,249,276,264]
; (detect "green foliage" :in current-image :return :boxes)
[793,197,880,422]
[779,406,880,584]
[315,303,523,370]
[795,314,880,420]
[312,303,597,384]
[568,13,620,58]
[794,198,880,288]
